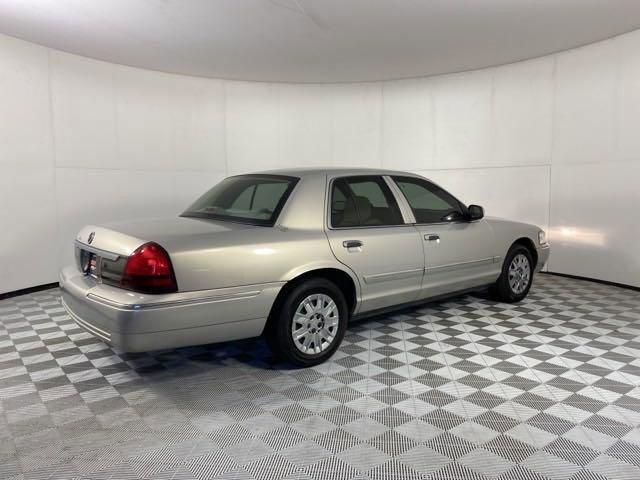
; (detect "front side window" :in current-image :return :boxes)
[331,176,404,227]
[393,176,465,224]
[182,175,298,226]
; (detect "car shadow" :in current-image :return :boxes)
[115,288,498,383]
[104,286,526,409]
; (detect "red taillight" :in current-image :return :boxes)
[121,242,178,294]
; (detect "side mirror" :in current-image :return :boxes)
[467,204,484,220]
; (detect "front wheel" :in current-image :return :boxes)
[265,278,348,367]
[490,245,534,303]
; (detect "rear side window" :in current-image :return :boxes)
[183,174,298,226]
[331,176,404,227]
[393,176,464,223]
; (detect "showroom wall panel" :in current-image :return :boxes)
[50,52,120,169]
[491,57,554,167]
[227,82,383,172]
[549,31,640,286]
[550,162,639,287]
[618,30,640,162]
[329,83,382,168]
[115,65,226,171]
[432,69,493,169]
[0,35,53,169]
[225,81,280,175]
[277,84,333,169]
[553,38,618,166]
[2,29,640,293]
[1,167,58,293]
[0,35,57,293]
[381,78,434,170]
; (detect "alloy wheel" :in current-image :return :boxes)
[291,293,339,355]
[508,253,531,295]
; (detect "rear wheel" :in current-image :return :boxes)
[491,244,534,303]
[266,278,348,367]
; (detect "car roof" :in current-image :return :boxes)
[248,167,425,179]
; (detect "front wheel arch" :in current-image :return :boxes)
[491,243,534,303]
[511,237,538,269]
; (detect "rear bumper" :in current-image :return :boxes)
[59,266,282,352]
[536,244,550,272]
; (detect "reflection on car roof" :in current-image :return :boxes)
[250,167,425,179]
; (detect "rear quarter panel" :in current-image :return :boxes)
[168,228,348,291]
[165,172,357,292]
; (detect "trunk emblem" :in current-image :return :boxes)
[87,232,95,244]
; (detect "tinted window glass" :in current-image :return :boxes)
[393,176,464,223]
[183,175,297,226]
[331,179,359,228]
[252,182,289,211]
[331,176,404,227]
[229,185,254,210]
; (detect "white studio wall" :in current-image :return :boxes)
[0,34,227,294]
[1,30,639,294]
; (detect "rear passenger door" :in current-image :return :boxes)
[325,175,424,313]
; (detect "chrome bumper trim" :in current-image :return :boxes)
[86,289,262,311]
[61,297,111,342]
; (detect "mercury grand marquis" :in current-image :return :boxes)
[60,168,550,366]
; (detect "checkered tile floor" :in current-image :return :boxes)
[1,274,640,480]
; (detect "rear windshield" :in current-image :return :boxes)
[182,174,298,226]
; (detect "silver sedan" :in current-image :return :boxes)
[60,168,550,366]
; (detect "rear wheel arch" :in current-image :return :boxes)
[265,268,358,334]
[264,275,349,366]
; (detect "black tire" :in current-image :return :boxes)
[265,278,348,367]
[490,244,534,303]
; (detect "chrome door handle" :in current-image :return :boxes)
[343,240,363,249]
[424,234,440,242]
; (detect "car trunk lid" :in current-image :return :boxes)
[74,216,259,287]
